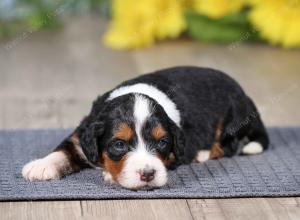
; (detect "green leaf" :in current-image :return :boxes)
[185,10,258,43]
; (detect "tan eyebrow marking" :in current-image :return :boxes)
[151,124,167,140]
[114,123,133,141]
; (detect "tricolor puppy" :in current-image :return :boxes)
[22,67,269,189]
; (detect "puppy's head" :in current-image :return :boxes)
[79,94,185,189]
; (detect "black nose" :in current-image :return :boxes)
[140,169,156,182]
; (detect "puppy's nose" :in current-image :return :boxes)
[140,168,156,182]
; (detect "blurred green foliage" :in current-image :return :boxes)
[185,10,259,43]
[0,0,110,38]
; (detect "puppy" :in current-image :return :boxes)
[22,66,269,189]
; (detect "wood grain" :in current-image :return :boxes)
[187,199,226,220]
[188,198,300,220]
[0,201,82,220]
[81,200,193,220]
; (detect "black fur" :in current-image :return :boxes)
[54,66,269,170]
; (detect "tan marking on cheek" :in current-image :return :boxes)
[209,143,224,159]
[102,153,127,182]
[114,123,133,141]
[151,124,167,140]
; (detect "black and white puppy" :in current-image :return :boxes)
[22,66,269,189]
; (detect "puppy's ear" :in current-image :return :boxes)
[169,123,186,169]
[77,117,105,164]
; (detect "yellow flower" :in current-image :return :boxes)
[193,0,245,19]
[104,0,186,49]
[249,0,300,48]
[245,0,260,6]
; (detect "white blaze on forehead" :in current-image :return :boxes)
[133,94,151,152]
[134,94,151,126]
[107,83,181,127]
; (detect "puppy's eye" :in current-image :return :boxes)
[157,138,168,149]
[113,140,128,153]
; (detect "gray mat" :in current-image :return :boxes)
[0,127,300,201]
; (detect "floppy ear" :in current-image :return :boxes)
[169,123,186,170]
[77,116,105,164]
[75,93,110,164]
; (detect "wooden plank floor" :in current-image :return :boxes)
[0,17,300,220]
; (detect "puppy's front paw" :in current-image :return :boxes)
[22,152,67,181]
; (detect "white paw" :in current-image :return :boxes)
[22,152,66,181]
[103,170,114,183]
[196,150,210,163]
[242,142,263,155]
